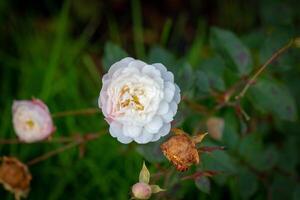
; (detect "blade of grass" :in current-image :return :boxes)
[131,0,145,58]
[40,0,70,100]
[160,18,173,47]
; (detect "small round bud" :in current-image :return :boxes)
[132,182,152,199]
[294,37,300,48]
[206,117,224,141]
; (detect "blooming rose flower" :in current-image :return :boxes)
[98,57,181,144]
[12,99,55,143]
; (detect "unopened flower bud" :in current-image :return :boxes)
[206,117,224,141]
[294,37,300,48]
[132,182,152,199]
[12,99,55,143]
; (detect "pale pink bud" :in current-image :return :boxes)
[12,99,55,143]
[132,182,152,200]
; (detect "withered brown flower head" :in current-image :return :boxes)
[0,156,32,200]
[160,129,206,171]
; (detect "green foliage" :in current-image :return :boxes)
[211,27,253,76]
[237,168,258,199]
[196,57,226,92]
[102,42,128,71]
[195,176,210,194]
[249,78,298,121]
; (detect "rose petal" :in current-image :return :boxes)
[157,100,169,115]
[164,71,174,82]
[173,84,181,104]
[164,82,175,102]
[151,133,162,142]
[145,116,163,134]
[162,109,174,123]
[169,101,178,115]
[142,65,161,78]
[123,125,142,137]
[159,123,171,137]
[134,129,154,144]
[129,59,147,70]
[153,63,167,73]
[117,134,133,144]
[109,121,123,138]
[108,57,134,77]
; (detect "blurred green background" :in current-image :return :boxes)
[0,0,300,199]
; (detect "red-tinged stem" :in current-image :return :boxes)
[198,146,226,153]
[26,132,102,166]
[52,108,100,118]
[0,133,97,144]
[27,142,79,166]
[235,39,294,100]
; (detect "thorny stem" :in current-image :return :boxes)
[52,108,100,118]
[235,39,294,100]
[27,133,102,166]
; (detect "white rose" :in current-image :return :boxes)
[12,99,55,143]
[98,57,181,144]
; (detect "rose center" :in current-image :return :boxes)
[25,119,35,129]
[119,85,145,111]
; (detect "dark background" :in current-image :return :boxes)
[0,0,300,199]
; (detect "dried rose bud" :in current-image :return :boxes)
[12,99,55,143]
[132,182,152,199]
[206,117,224,141]
[161,129,207,171]
[0,157,32,200]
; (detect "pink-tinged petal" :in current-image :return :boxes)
[31,98,49,112]
[109,121,123,138]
